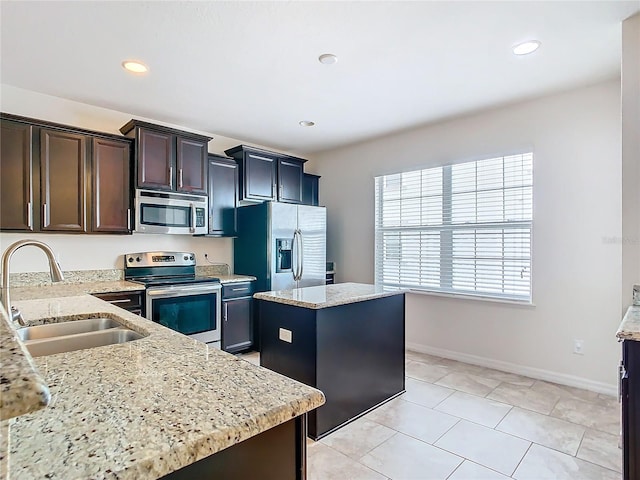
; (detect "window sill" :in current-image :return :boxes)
[407,288,536,307]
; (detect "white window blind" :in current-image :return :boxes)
[375,153,533,302]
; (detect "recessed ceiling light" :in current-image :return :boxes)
[299,120,315,127]
[512,41,541,56]
[318,54,338,65]
[122,60,148,73]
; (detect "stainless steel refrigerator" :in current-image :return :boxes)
[234,202,326,293]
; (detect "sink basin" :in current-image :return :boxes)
[24,328,144,358]
[17,317,123,341]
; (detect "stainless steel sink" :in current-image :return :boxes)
[17,317,145,357]
[17,317,123,341]
[24,329,144,357]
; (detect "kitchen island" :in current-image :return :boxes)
[1,293,324,479]
[255,282,405,440]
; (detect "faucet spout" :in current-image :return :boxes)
[1,240,64,325]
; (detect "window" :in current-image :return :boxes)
[375,153,533,302]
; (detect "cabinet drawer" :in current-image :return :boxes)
[222,281,255,299]
[93,291,143,312]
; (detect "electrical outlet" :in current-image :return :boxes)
[573,339,584,355]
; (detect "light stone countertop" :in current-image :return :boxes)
[0,305,50,421]
[617,305,640,341]
[217,274,257,284]
[2,295,324,479]
[10,275,255,302]
[254,282,405,309]
[10,280,145,301]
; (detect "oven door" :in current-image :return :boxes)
[146,283,221,344]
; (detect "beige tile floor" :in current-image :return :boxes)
[238,350,621,479]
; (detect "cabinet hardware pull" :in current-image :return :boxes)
[169,166,173,188]
[179,169,184,188]
[232,287,249,292]
[27,202,32,228]
[249,154,274,162]
[279,184,283,199]
[224,303,228,321]
[43,203,48,227]
[127,208,131,230]
[109,299,132,304]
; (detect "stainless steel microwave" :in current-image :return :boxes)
[134,189,208,235]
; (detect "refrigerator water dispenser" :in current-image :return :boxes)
[276,238,293,272]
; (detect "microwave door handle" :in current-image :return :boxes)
[190,203,196,233]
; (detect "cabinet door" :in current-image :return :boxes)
[137,127,174,190]
[92,138,131,233]
[208,156,238,236]
[244,152,276,201]
[1,121,34,231]
[222,297,253,353]
[277,159,303,204]
[177,136,208,194]
[302,173,320,206]
[40,129,87,232]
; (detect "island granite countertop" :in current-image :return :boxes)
[1,295,324,479]
[254,282,405,309]
[617,305,640,341]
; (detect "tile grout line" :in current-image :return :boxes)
[509,440,534,478]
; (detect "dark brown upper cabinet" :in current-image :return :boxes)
[40,129,88,232]
[92,138,132,233]
[177,137,208,194]
[207,155,238,237]
[137,127,174,190]
[302,173,320,206]
[224,145,307,204]
[120,120,211,195]
[0,113,133,235]
[1,120,34,231]
[277,158,303,204]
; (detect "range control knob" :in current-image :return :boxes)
[184,255,189,261]
[136,257,141,262]
[189,255,195,261]
[128,257,134,263]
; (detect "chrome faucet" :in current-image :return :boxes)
[1,240,64,325]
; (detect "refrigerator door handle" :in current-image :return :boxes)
[298,229,304,280]
[292,229,300,281]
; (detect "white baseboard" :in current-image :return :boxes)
[406,342,618,397]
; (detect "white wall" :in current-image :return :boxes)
[309,80,622,391]
[0,85,291,273]
[622,13,640,309]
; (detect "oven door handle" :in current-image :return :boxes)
[146,284,221,297]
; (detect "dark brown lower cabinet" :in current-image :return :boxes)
[221,281,255,353]
[162,414,307,480]
[622,339,640,479]
[92,291,144,316]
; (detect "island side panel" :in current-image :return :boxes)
[259,300,318,387]
[161,415,306,480]
[315,293,405,438]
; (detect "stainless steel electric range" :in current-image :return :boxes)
[124,251,221,347]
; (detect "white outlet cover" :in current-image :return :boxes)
[279,328,292,343]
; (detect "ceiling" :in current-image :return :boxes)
[1,1,638,155]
